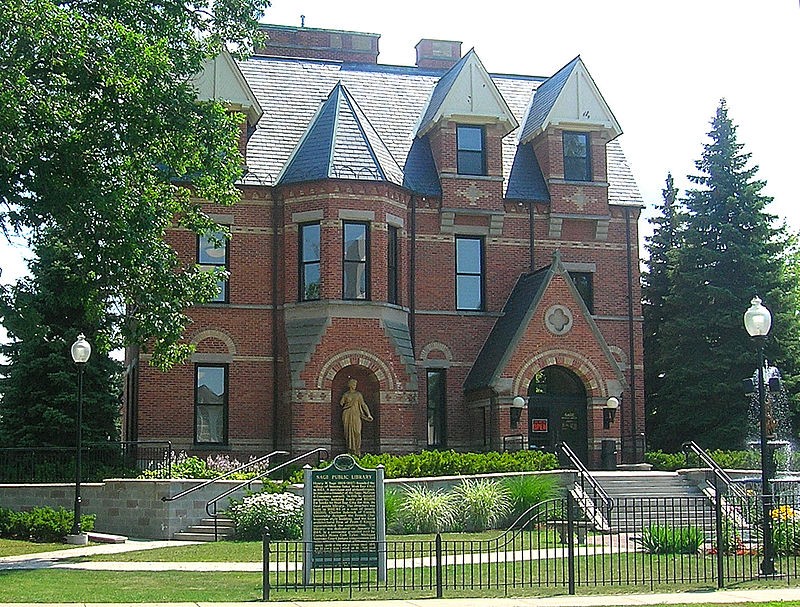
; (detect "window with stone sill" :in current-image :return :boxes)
[456,236,484,311]
[457,125,486,176]
[198,231,229,303]
[563,131,591,182]
[343,221,369,300]
[299,222,321,301]
[195,364,228,445]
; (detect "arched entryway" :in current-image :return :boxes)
[330,365,380,455]
[527,365,588,463]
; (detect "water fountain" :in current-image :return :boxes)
[744,363,797,494]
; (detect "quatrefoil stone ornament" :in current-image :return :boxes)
[545,305,573,335]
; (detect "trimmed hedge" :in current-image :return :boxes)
[0,506,95,543]
[645,448,787,471]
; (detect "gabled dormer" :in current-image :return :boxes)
[519,57,622,228]
[416,50,517,181]
[193,51,263,159]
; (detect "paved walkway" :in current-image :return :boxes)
[3,542,800,606]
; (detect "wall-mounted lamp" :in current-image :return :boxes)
[603,396,619,429]
[511,396,526,429]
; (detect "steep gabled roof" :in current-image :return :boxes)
[519,56,622,144]
[464,251,625,392]
[416,49,519,138]
[194,51,263,126]
[277,81,404,186]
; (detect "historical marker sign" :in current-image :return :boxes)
[302,454,386,583]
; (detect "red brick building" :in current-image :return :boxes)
[124,25,645,468]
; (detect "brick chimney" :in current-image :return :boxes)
[415,39,463,70]
[257,24,380,64]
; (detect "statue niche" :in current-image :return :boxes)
[331,366,379,455]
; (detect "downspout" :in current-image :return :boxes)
[271,190,280,451]
[528,202,535,273]
[624,207,638,462]
[409,195,417,347]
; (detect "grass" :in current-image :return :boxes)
[86,530,560,562]
[0,568,799,603]
[0,539,82,557]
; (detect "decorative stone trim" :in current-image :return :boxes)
[316,350,399,391]
[544,305,573,335]
[514,350,606,399]
[291,209,324,223]
[338,209,376,221]
[420,341,454,364]
[190,329,236,355]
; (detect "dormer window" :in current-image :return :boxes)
[457,125,486,176]
[563,132,591,181]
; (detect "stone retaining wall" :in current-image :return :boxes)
[0,479,262,539]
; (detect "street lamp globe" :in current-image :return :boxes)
[71,334,92,364]
[744,296,772,338]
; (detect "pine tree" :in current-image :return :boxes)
[0,234,121,447]
[642,174,682,447]
[650,100,792,450]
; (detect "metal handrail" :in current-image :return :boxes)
[206,447,329,540]
[682,441,748,500]
[556,441,613,513]
[161,450,288,502]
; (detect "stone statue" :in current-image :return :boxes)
[340,378,373,456]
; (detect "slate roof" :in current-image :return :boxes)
[417,51,473,132]
[518,56,579,144]
[278,81,404,186]
[463,268,550,392]
[237,55,642,205]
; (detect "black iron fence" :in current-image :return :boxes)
[263,490,800,600]
[0,441,173,482]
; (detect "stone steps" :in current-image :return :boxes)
[173,517,235,542]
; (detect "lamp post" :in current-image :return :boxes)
[743,296,776,576]
[69,333,91,543]
[603,396,620,430]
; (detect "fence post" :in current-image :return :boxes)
[567,492,576,595]
[435,533,443,598]
[167,441,173,479]
[714,480,725,589]
[262,530,270,601]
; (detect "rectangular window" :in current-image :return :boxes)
[427,370,446,448]
[343,221,369,300]
[457,125,486,176]
[299,223,321,301]
[570,271,594,314]
[388,225,399,305]
[198,231,229,303]
[563,131,591,181]
[195,364,227,445]
[456,236,484,310]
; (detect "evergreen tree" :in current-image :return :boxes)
[0,233,121,446]
[642,174,682,447]
[650,100,794,450]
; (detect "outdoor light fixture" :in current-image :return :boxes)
[603,396,619,429]
[511,396,526,428]
[743,296,776,576]
[68,334,91,544]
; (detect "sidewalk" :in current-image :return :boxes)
[2,588,800,607]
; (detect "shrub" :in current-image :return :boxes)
[140,451,274,480]
[502,474,562,524]
[452,478,510,532]
[0,506,95,543]
[400,485,456,533]
[636,524,704,554]
[227,491,303,541]
[384,488,405,534]
[644,450,687,471]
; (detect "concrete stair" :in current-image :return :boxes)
[173,516,235,541]
[589,471,712,533]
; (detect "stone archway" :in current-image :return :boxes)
[330,365,380,456]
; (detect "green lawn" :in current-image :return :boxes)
[87,530,560,562]
[0,568,799,603]
[0,539,82,557]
